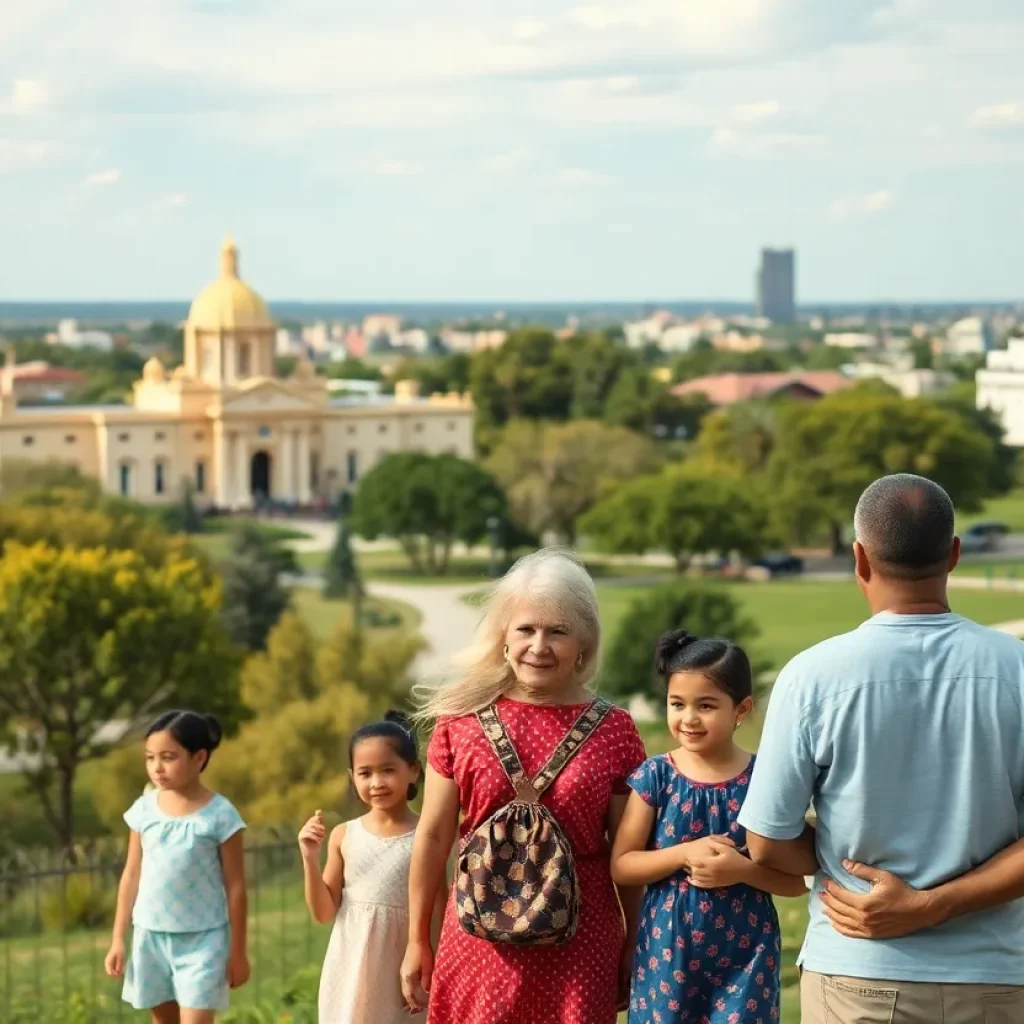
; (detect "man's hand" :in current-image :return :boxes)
[821,860,939,940]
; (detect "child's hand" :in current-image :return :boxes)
[688,844,751,890]
[227,948,250,989]
[298,810,326,859]
[104,939,126,978]
[677,834,735,871]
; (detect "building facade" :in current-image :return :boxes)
[756,248,796,324]
[977,339,1024,446]
[0,240,475,507]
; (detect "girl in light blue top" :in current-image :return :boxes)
[105,711,249,1024]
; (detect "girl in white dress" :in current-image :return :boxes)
[298,711,443,1024]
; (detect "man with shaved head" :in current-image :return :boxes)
[737,473,1024,1023]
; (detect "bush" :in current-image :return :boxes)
[222,964,319,1023]
[602,584,764,701]
[40,872,118,932]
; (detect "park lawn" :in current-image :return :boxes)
[959,488,1024,532]
[597,579,1024,673]
[290,587,422,640]
[954,557,1024,580]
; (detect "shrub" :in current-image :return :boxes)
[40,872,118,932]
[602,583,764,701]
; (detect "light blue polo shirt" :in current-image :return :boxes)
[739,611,1024,984]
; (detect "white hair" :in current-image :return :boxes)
[414,547,601,720]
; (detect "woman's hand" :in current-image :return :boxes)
[298,810,326,861]
[687,844,751,890]
[401,939,433,1014]
[103,939,126,978]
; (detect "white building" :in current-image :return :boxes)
[825,332,877,350]
[977,339,1024,445]
[52,319,114,351]
[845,360,954,398]
[946,317,993,358]
[660,324,702,352]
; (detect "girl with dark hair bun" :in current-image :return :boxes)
[298,710,444,1024]
[104,710,249,1022]
[612,630,807,1024]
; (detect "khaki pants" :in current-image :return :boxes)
[801,970,1024,1024]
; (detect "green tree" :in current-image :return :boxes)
[487,420,659,545]
[691,403,779,474]
[240,610,320,714]
[580,467,772,572]
[469,329,573,429]
[565,333,631,419]
[219,524,297,650]
[604,367,712,440]
[351,452,506,574]
[910,337,935,369]
[602,584,762,701]
[769,388,998,552]
[936,385,1018,497]
[322,514,363,600]
[0,542,239,849]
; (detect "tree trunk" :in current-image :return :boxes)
[829,521,845,557]
[58,762,76,856]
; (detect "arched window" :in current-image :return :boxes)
[238,342,251,378]
[154,460,166,496]
[119,461,133,496]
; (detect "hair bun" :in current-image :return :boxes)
[203,714,223,750]
[653,629,698,676]
[384,709,413,732]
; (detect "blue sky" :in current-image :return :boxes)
[2,0,1023,303]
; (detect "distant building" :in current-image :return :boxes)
[845,360,954,398]
[51,319,114,351]
[671,370,851,407]
[0,239,474,507]
[824,332,877,350]
[363,314,403,340]
[660,324,703,352]
[977,339,1024,445]
[712,331,764,353]
[946,317,994,358]
[756,249,796,324]
[3,360,86,403]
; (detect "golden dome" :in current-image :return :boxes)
[187,238,271,331]
[142,356,166,382]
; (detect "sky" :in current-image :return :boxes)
[2,0,1024,304]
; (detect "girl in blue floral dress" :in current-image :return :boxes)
[612,631,807,1024]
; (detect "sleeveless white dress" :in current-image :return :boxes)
[318,817,417,1024]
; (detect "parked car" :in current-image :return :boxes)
[751,553,805,577]
[959,521,1008,554]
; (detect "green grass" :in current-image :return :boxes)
[597,578,1024,672]
[289,587,421,640]
[959,488,1024,531]
[954,557,1024,580]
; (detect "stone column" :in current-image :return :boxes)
[225,337,237,385]
[234,433,249,509]
[214,421,229,508]
[297,427,311,504]
[280,427,295,502]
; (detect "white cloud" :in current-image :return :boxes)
[511,19,547,42]
[974,102,1024,126]
[153,192,190,211]
[733,100,780,122]
[0,138,62,174]
[83,168,121,187]
[828,189,895,221]
[11,78,48,113]
[709,126,824,159]
[555,167,613,186]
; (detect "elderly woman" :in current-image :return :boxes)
[401,549,646,1024]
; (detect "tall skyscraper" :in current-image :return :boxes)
[756,248,796,324]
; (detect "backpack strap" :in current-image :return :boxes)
[531,697,614,797]
[476,704,536,803]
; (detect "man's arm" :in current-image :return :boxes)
[747,822,819,878]
[737,665,820,878]
[823,838,1024,941]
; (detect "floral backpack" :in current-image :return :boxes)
[455,697,613,946]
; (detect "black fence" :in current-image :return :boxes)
[0,832,324,1023]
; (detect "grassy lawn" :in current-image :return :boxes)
[597,578,1024,672]
[959,488,1024,532]
[290,586,422,639]
[954,557,1024,580]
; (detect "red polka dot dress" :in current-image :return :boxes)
[426,696,647,1024]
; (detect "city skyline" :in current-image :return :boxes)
[2,1,1024,303]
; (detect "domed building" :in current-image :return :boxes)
[0,240,474,508]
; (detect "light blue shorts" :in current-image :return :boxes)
[123,925,230,1011]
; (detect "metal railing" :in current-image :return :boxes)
[0,831,325,1022]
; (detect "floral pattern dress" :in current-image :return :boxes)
[426,697,647,1024]
[627,755,781,1024]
